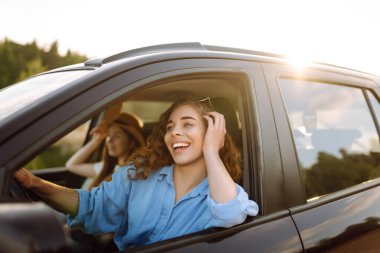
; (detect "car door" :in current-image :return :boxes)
[263,62,380,252]
[102,58,304,252]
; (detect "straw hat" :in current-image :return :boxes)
[112,113,145,146]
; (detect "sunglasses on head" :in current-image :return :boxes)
[194,97,213,111]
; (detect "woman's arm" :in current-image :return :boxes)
[14,168,79,216]
[202,112,237,204]
[65,124,107,177]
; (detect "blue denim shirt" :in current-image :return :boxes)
[67,164,258,250]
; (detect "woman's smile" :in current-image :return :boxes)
[172,141,191,152]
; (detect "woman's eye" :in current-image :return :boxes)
[166,125,173,131]
[107,133,123,139]
[184,123,192,128]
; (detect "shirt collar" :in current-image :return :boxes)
[158,164,174,185]
[158,164,208,197]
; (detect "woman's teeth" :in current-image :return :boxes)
[173,142,190,149]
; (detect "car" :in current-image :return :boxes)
[0,42,380,253]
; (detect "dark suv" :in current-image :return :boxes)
[1,43,380,252]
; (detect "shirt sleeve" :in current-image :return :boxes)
[66,166,132,234]
[207,184,259,228]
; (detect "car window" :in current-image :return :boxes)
[12,70,259,251]
[26,121,90,170]
[279,79,380,200]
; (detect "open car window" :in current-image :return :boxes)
[18,71,255,251]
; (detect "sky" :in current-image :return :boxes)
[1,0,380,75]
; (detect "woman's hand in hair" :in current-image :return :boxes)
[202,112,226,155]
[90,121,109,143]
[202,112,236,203]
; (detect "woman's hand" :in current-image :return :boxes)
[202,112,226,155]
[14,168,38,189]
[90,121,109,143]
[202,112,236,203]
[15,168,79,215]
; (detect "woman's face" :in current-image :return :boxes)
[164,104,207,167]
[106,124,130,160]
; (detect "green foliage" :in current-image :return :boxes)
[17,58,46,82]
[303,150,380,199]
[0,38,87,89]
[26,145,76,170]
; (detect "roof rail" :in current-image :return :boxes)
[203,45,287,59]
[84,42,206,67]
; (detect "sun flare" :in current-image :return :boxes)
[286,53,312,72]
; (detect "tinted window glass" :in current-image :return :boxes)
[279,79,380,200]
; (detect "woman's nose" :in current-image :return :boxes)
[171,126,183,136]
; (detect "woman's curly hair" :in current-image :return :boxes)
[127,98,242,182]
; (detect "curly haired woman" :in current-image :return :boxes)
[15,98,259,250]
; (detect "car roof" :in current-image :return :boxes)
[46,42,378,82]
[1,42,379,145]
[82,42,286,67]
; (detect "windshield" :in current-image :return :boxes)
[0,70,91,121]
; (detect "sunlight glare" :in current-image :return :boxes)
[286,53,312,72]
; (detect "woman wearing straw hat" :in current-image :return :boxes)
[66,113,145,189]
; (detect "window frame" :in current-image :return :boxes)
[262,62,380,207]
[278,78,380,200]
[364,90,380,138]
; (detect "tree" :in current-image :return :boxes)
[0,39,19,88]
[17,58,46,82]
[42,41,61,69]
[303,150,380,198]
[0,38,87,88]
